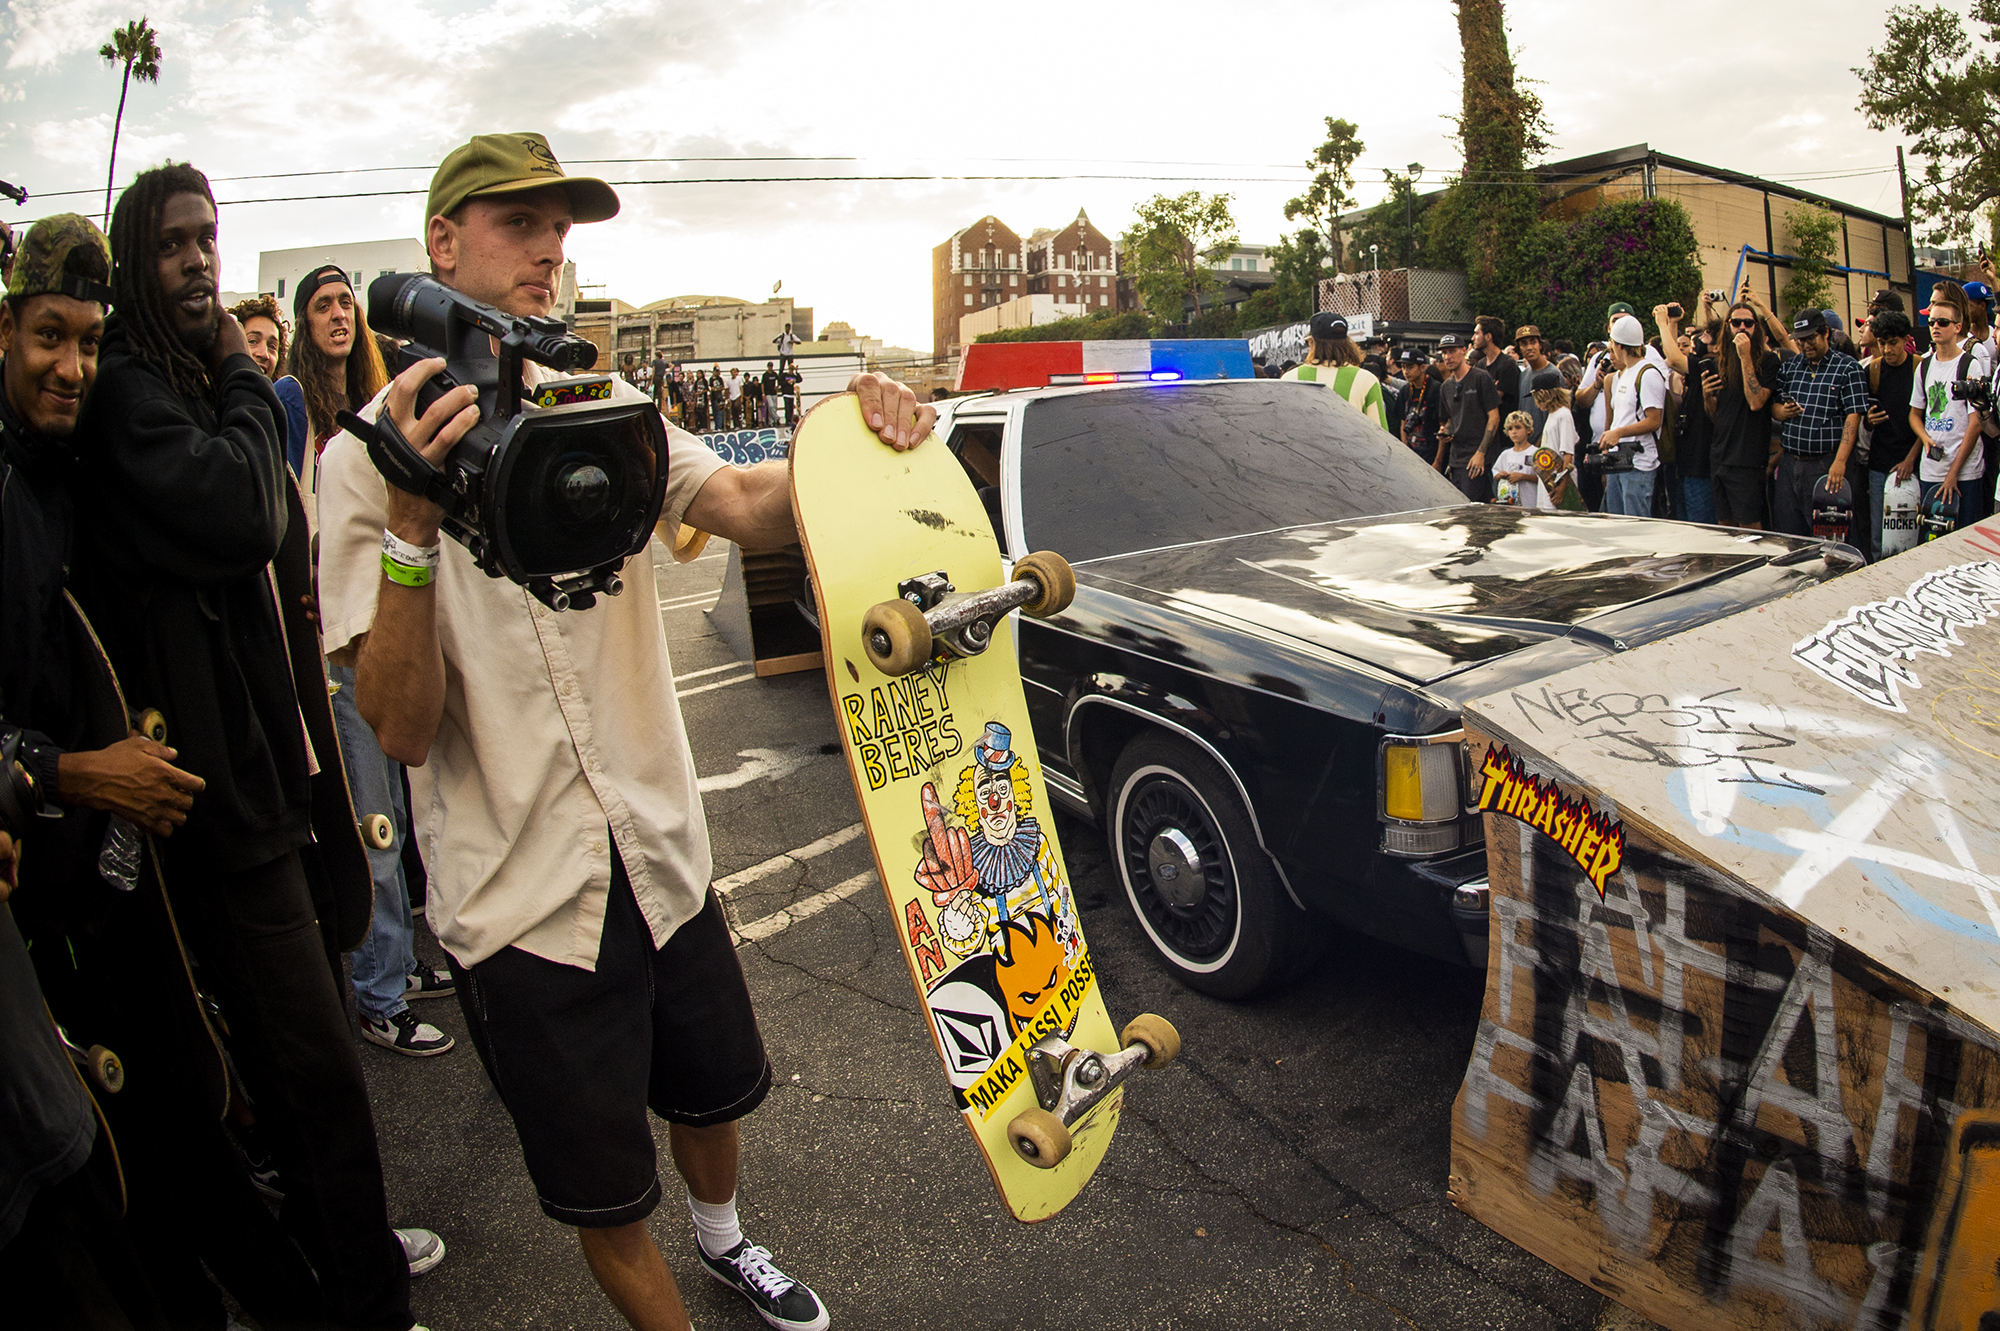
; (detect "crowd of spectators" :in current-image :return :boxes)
[1261,273,1999,554]
[628,359,801,433]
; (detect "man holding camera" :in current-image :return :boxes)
[1592,315,1668,515]
[317,133,935,1331]
[1768,308,1867,537]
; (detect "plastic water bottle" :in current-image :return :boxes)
[98,816,142,892]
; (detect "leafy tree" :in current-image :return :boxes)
[1424,0,1550,317]
[1514,199,1705,351]
[1283,119,1365,271]
[1119,191,1238,324]
[1349,172,1432,270]
[1856,1,2000,244]
[1187,305,1241,338]
[99,17,163,226]
[1262,230,1327,322]
[1781,201,1842,317]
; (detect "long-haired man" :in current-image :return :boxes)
[71,162,438,1330]
[1704,301,1783,528]
[291,264,390,482]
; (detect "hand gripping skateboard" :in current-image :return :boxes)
[1810,474,1854,544]
[1532,446,1584,511]
[790,395,1180,1222]
[1921,488,1961,543]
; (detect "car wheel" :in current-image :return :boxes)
[1106,733,1322,999]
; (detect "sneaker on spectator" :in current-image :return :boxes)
[699,1239,828,1331]
[361,1009,453,1057]
[396,1227,446,1276]
[405,967,455,1001]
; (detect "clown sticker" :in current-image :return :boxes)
[908,723,1084,1100]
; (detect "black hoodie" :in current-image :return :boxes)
[69,320,311,874]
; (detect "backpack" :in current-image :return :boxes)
[1620,361,1674,462]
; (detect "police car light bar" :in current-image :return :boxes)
[956,339,1254,392]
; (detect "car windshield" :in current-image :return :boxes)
[1018,380,1464,564]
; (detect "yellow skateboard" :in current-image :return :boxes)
[790,395,1179,1222]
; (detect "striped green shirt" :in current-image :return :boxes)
[1281,363,1389,431]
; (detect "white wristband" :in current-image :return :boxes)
[382,529,441,569]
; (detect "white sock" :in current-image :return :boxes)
[689,1193,743,1259]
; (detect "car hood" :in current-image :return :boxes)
[1075,505,1836,685]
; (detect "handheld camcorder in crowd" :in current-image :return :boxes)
[338,274,669,612]
[1580,438,1638,475]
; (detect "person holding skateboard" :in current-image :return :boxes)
[316,132,933,1331]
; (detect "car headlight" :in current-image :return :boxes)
[1378,731,1463,856]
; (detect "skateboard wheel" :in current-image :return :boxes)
[1012,551,1075,618]
[362,814,394,850]
[137,709,167,743]
[87,1045,124,1095]
[1121,1014,1182,1070]
[1008,1107,1071,1169]
[861,599,932,675]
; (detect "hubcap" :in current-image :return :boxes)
[1146,828,1205,908]
[1120,771,1235,963]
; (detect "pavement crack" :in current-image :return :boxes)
[1122,1101,1428,1331]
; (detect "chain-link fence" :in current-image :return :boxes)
[1317,268,1470,325]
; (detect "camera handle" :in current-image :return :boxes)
[337,409,462,513]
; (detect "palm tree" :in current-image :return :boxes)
[99,18,163,226]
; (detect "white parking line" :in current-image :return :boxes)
[674,660,750,684]
[659,593,721,611]
[714,822,865,896]
[730,870,879,946]
[677,671,757,698]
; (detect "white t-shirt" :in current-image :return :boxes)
[1493,444,1539,508]
[1579,344,1666,434]
[1609,360,1669,472]
[1912,349,1990,483]
[1540,407,1580,464]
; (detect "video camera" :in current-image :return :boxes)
[1579,438,1638,474]
[339,274,670,612]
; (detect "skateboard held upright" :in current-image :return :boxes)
[790,394,1180,1222]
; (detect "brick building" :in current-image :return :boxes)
[932,210,1132,360]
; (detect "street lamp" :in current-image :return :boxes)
[1404,164,1424,267]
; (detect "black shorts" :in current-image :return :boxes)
[1712,464,1768,526]
[446,854,771,1228]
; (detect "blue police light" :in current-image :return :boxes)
[1148,371,1182,381]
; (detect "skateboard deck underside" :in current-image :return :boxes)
[789,396,1122,1222]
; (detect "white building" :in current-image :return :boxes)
[958,293,1090,345]
[258,238,428,314]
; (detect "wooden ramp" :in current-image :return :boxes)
[1450,516,2000,1331]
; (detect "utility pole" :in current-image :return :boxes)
[1895,146,1920,285]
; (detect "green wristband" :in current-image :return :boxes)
[381,552,435,588]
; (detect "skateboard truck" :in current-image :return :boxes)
[862,552,1077,676]
[57,1024,124,1095]
[1007,1014,1180,1170]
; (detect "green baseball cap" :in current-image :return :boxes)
[425,132,620,228]
[1606,301,1638,320]
[6,213,114,307]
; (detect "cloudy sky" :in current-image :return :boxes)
[2,0,1928,352]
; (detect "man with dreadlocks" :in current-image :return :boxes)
[70,162,439,1331]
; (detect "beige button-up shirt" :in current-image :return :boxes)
[317,371,728,970]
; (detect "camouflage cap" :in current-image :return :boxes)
[7,213,114,307]
[426,132,619,228]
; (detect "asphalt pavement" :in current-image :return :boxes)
[359,541,1623,1331]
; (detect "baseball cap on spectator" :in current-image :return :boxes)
[1869,289,1905,314]
[1436,332,1466,349]
[6,213,114,306]
[1610,314,1645,347]
[1964,281,1994,308]
[1791,308,1828,336]
[1606,302,1638,321]
[1529,367,1564,392]
[1397,347,1425,365]
[1822,310,1844,332]
[1514,324,1543,342]
[1308,312,1348,338]
[426,131,620,227]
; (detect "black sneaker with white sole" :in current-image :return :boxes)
[698,1239,828,1331]
[360,1009,453,1057]
[404,966,455,1001]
